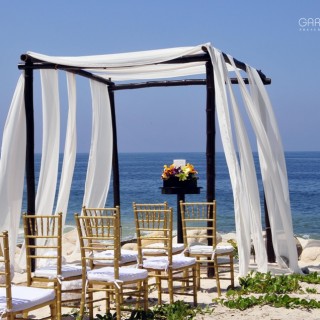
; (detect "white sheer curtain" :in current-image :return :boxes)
[227,58,299,273]
[26,44,237,82]
[83,80,113,208]
[55,73,77,227]
[207,46,267,275]
[36,70,60,214]
[224,56,267,274]
[27,45,209,68]
[0,75,26,261]
[18,70,61,270]
[247,68,300,273]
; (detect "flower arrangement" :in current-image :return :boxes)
[161,163,198,181]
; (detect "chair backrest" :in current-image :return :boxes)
[82,206,121,218]
[133,205,173,264]
[0,230,13,311]
[23,213,62,282]
[180,201,217,249]
[132,202,168,211]
[74,207,121,274]
[83,206,122,239]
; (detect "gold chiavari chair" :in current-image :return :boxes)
[23,213,83,320]
[82,206,138,267]
[75,208,148,320]
[133,204,197,305]
[0,230,56,319]
[180,201,234,296]
[132,202,185,256]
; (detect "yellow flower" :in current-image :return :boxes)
[161,162,198,181]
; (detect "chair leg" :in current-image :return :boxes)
[143,279,148,311]
[168,269,174,304]
[106,290,111,313]
[135,282,141,309]
[230,254,235,289]
[50,301,57,320]
[8,313,14,320]
[115,286,121,320]
[88,285,94,319]
[155,271,162,304]
[79,279,87,318]
[196,261,201,289]
[192,265,197,306]
[214,256,221,296]
[56,281,62,320]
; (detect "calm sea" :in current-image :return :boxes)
[23,152,320,240]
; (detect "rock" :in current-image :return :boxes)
[295,237,303,259]
[300,239,320,263]
[122,242,137,251]
[186,229,222,246]
[221,232,237,243]
[296,237,309,250]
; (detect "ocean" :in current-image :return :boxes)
[24,152,320,241]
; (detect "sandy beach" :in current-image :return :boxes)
[11,230,320,320]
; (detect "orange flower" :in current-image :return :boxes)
[161,163,198,181]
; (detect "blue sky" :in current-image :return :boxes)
[0,1,319,153]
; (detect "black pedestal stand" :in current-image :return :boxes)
[161,186,202,243]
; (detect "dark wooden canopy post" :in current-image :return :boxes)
[206,60,216,278]
[24,59,36,271]
[205,61,216,204]
[108,88,120,207]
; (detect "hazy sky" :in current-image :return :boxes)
[0,1,319,153]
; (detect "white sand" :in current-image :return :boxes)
[11,230,320,320]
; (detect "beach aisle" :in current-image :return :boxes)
[12,230,320,320]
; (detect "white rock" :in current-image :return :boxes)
[300,239,320,263]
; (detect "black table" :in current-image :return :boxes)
[161,186,202,243]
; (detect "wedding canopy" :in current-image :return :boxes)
[0,43,300,276]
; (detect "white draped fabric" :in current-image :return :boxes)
[229,59,300,273]
[0,43,299,275]
[247,68,300,273]
[224,53,268,274]
[207,47,267,275]
[35,70,60,215]
[18,70,61,270]
[222,53,267,274]
[27,45,209,68]
[55,73,77,227]
[0,76,26,261]
[83,81,113,208]
[27,45,235,81]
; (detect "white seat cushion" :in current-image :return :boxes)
[189,245,214,255]
[87,266,148,283]
[142,243,184,255]
[93,249,137,266]
[216,245,234,254]
[34,264,83,278]
[188,244,234,255]
[0,285,55,312]
[143,256,196,270]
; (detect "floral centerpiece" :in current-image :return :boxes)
[161,162,198,188]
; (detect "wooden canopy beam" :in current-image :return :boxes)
[110,77,270,91]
